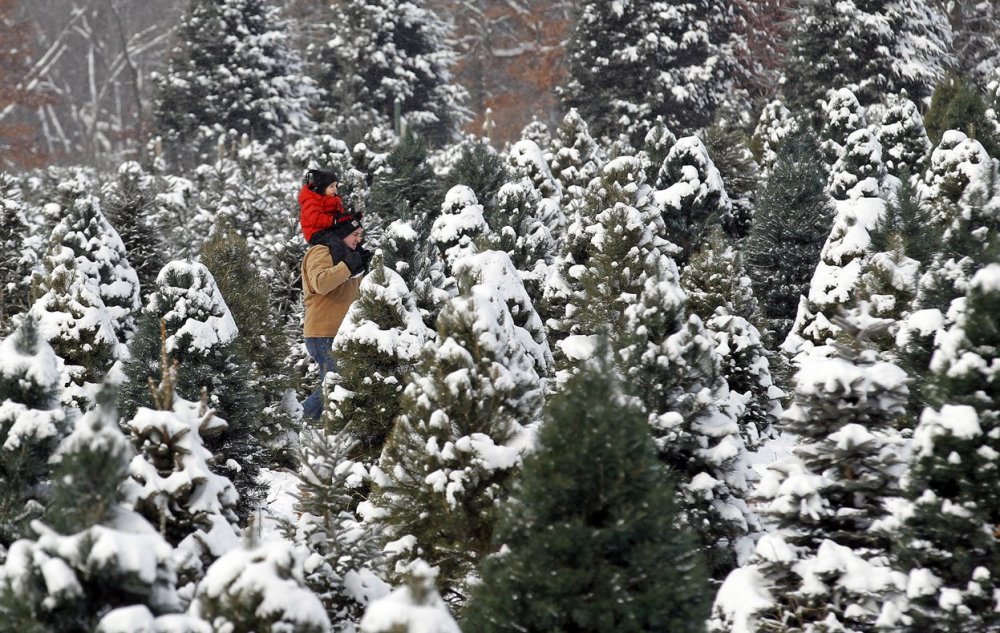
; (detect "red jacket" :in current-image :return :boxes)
[299,184,347,243]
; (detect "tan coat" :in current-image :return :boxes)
[301,245,362,337]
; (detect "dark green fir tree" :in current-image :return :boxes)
[924,74,1000,158]
[101,161,167,294]
[368,131,443,249]
[200,223,298,466]
[463,343,709,632]
[745,122,835,345]
[441,138,508,219]
[704,121,759,240]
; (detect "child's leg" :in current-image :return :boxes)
[309,229,347,263]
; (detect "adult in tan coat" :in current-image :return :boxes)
[300,216,369,420]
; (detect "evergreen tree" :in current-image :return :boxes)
[359,561,458,633]
[714,312,909,631]
[189,541,331,632]
[505,140,564,241]
[317,0,469,146]
[789,127,887,350]
[877,96,933,180]
[368,131,442,247]
[749,100,793,179]
[550,156,666,369]
[200,224,298,465]
[440,138,508,217]
[640,117,677,184]
[0,317,69,551]
[894,265,1000,631]
[703,122,758,239]
[0,174,34,334]
[0,385,180,632]
[923,74,1000,158]
[151,0,318,165]
[119,261,266,520]
[292,427,390,627]
[818,87,869,169]
[655,135,734,267]
[120,342,241,599]
[373,285,543,603]
[562,0,740,142]
[548,108,603,204]
[28,236,118,404]
[463,345,710,632]
[487,179,557,312]
[49,179,141,348]
[950,0,1000,86]
[428,185,490,271]
[783,0,950,113]
[101,161,168,295]
[681,228,780,449]
[745,123,835,344]
[621,265,755,580]
[327,254,433,465]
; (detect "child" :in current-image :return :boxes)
[298,169,372,270]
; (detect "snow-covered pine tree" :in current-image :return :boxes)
[640,117,677,185]
[914,130,997,312]
[292,427,390,627]
[703,121,758,239]
[429,185,490,272]
[119,261,266,520]
[547,108,603,206]
[372,283,542,604]
[487,178,557,310]
[327,253,433,466]
[151,0,318,166]
[463,342,710,632]
[519,118,551,149]
[189,541,331,632]
[892,265,1000,632]
[359,560,458,633]
[745,122,835,345]
[120,341,241,602]
[453,250,553,382]
[789,127,887,350]
[200,224,298,465]
[101,162,168,295]
[783,0,950,113]
[620,261,755,580]
[0,384,180,632]
[818,87,867,170]
[49,180,141,348]
[924,74,1000,159]
[0,316,69,551]
[368,131,442,250]
[654,135,734,267]
[749,99,793,179]
[506,140,564,242]
[562,0,740,142]
[440,138,508,218]
[317,0,469,146]
[29,234,118,405]
[877,96,933,180]
[549,156,666,372]
[711,309,909,632]
[950,0,1000,86]
[0,174,35,333]
[681,227,780,448]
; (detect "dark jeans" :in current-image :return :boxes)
[303,337,337,421]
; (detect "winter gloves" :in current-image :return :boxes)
[344,250,365,275]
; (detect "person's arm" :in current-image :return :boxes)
[305,248,352,294]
